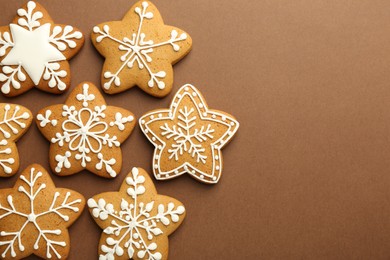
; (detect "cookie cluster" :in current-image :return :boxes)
[0,1,239,259]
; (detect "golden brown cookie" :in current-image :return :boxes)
[0,1,84,96]
[0,103,32,177]
[0,164,85,259]
[92,0,192,97]
[36,82,136,178]
[139,84,240,184]
[88,167,186,260]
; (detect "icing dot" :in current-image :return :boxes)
[177,94,182,99]
[144,129,149,134]
[155,155,159,159]
[93,26,99,33]
[152,137,156,141]
[158,145,162,150]
[192,92,197,96]
[215,156,219,160]
[185,86,189,91]
[203,112,207,117]
[216,166,220,170]
[174,170,179,174]
[157,174,161,178]
[158,113,162,118]
[212,115,216,119]
[169,112,173,117]
[230,122,235,126]
[172,103,177,107]
[213,176,217,180]
[154,164,158,169]
[200,175,204,179]
[141,120,145,124]
[198,103,204,108]
[150,115,154,119]
[222,116,226,121]
[191,170,195,174]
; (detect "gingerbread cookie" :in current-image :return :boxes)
[0,1,84,96]
[92,0,192,97]
[88,167,185,260]
[0,164,85,259]
[36,82,136,178]
[0,103,32,177]
[139,84,240,184]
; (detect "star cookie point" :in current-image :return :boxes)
[36,82,136,178]
[0,0,84,96]
[91,0,192,97]
[140,84,239,184]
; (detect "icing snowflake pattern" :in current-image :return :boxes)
[36,82,135,178]
[0,165,85,259]
[92,0,192,96]
[139,84,240,184]
[0,104,31,176]
[88,167,185,260]
[0,1,83,96]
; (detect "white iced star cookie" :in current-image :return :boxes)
[92,0,192,97]
[36,82,136,178]
[139,84,240,184]
[0,103,32,177]
[0,164,85,259]
[88,167,185,260]
[0,1,84,97]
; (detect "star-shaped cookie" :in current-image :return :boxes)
[0,1,84,96]
[36,82,136,178]
[0,164,85,259]
[88,167,185,260]
[139,84,240,184]
[0,103,32,177]
[92,0,192,97]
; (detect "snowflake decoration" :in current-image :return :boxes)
[0,1,84,96]
[0,164,85,259]
[139,84,240,184]
[36,82,136,178]
[0,103,32,177]
[88,167,185,260]
[92,0,192,97]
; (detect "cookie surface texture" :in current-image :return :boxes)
[0,164,85,259]
[0,103,32,177]
[36,82,136,178]
[88,167,186,260]
[139,84,240,184]
[0,1,84,96]
[92,0,192,97]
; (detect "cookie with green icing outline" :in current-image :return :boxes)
[0,103,32,177]
[88,167,186,260]
[0,1,84,96]
[139,84,240,184]
[36,82,136,178]
[92,0,192,97]
[0,164,85,259]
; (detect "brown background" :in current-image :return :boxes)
[2,0,390,259]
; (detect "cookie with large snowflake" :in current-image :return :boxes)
[88,167,186,260]
[139,84,240,184]
[0,1,84,96]
[0,164,85,259]
[36,82,136,178]
[0,103,32,177]
[91,0,192,97]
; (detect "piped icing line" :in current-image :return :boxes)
[139,84,239,184]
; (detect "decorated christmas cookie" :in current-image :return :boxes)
[91,0,192,97]
[88,167,185,260]
[0,1,84,96]
[36,82,136,178]
[0,164,85,259]
[139,84,239,184]
[0,103,32,177]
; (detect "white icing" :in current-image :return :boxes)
[0,104,30,175]
[0,167,82,258]
[93,1,188,91]
[88,167,185,260]
[139,84,240,184]
[38,83,133,177]
[0,1,82,94]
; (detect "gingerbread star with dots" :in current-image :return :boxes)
[91,0,192,97]
[36,82,136,178]
[0,1,84,96]
[139,84,240,184]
